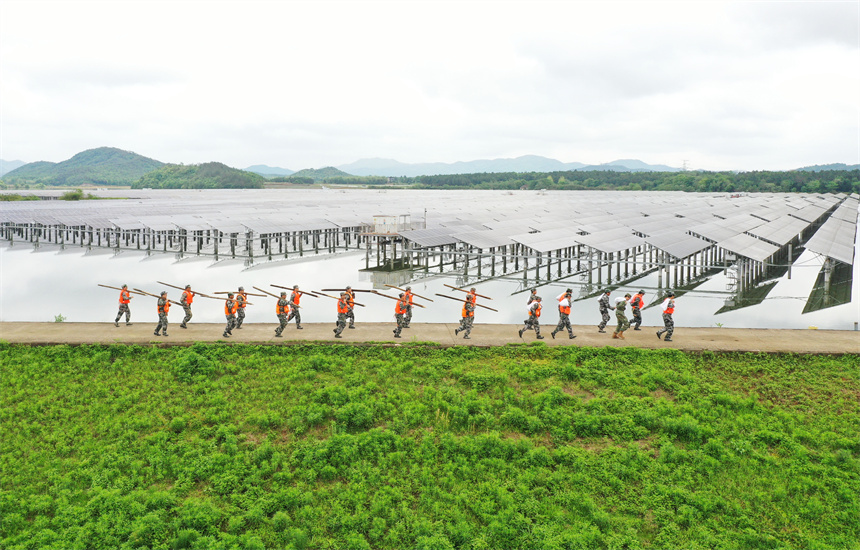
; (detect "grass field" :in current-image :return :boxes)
[1,342,858,549]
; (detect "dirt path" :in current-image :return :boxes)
[1,322,857,354]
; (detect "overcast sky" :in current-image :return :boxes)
[1,0,858,172]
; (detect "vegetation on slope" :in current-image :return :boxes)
[132,162,265,189]
[1,343,858,550]
[0,147,164,187]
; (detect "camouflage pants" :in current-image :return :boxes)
[457,316,473,337]
[657,313,674,339]
[394,313,405,336]
[115,304,130,323]
[632,307,642,329]
[155,313,168,334]
[553,313,573,336]
[615,311,630,333]
[405,305,413,326]
[236,308,246,328]
[275,313,288,335]
[346,309,355,328]
[224,314,236,335]
[286,308,301,327]
[182,306,192,326]
[335,313,347,336]
[598,309,611,329]
[521,317,541,337]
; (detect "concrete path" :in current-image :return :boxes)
[1,322,857,354]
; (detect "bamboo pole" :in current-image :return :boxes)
[384,284,435,301]
[443,283,493,300]
[435,293,499,312]
[371,291,427,308]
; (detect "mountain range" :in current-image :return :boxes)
[2,148,858,185]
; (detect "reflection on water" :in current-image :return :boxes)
[1,240,858,331]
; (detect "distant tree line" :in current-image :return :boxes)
[398,170,860,194]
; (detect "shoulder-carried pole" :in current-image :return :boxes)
[443,283,493,300]
[435,293,498,312]
[384,284,434,301]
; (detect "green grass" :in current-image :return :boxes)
[1,343,858,549]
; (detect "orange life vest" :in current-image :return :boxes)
[531,303,542,318]
[225,300,238,315]
[346,290,355,307]
[396,300,408,315]
[405,290,413,305]
[158,300,170,315]
[663,299,675,315]
[631,294,644,309]
[237,292,247,308]
[559,302,570,315]
[462,302,474,318]
[338,299,350,314]
[276,300,289,315]
[182,290,194,305]
[119,290,130,304]
[292,292,301,306]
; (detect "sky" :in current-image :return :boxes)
[1,0,859,172]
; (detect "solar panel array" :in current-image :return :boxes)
[1,190,857,266]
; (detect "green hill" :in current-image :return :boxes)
[290,166,353,181]
[1,147,164,186]
[132,162,265,189]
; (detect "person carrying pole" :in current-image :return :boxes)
[519,296,544,339]
[630,290,645,331]
[334,292,351,338]
[180,284,194,329]
[453,294,476,339]
[274,291,290,337]
[235,287,248,329]
[551,288,576,339]
[285,285,303,329]
[154,291,170,336]
[345,286,356,329]
[613,294,631,340]
[223,292,238,338]
[656,291,676,342]
[403,286,414,328]
[393,293,408,338]
[597,290,614,333]
[115,284,133,327]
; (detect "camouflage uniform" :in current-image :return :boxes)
[180,287,193,328]
[551,291,575,339]
[630,292,645,330]
[597,292,614,332]
[235,289,247,328]
[403,288,414,328]
[224,297,237,338]
[285,289,302,329]
[334,294,350,338]
[519,299,543,339]
[154,295,169,336]
[393,295,407,338]
[454,299,475,338]
[657,295,676,341]
[345,288,356,329]
[614,298,630,334]
[115,287,132,326]
[274,293,290,337]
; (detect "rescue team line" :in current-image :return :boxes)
[100,283,677,342]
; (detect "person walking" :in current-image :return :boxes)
[454,295,475,339]
[403,286,414,328]
[630,290,645,331]
[285,285,303,329]
[334,292,351,338]
[115,284,132,327]
[393,293,408,338]
[274,291,290,337]
[154,291,169,336]
[179,284,194,329]
[656,291,676,342]
[345,286,356,329]
[519,296,544,339]
[223,292,238,338]
[551,289,576,339]
[613,294,631,339]
[235,287,248,329]
[597,290,614,333]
